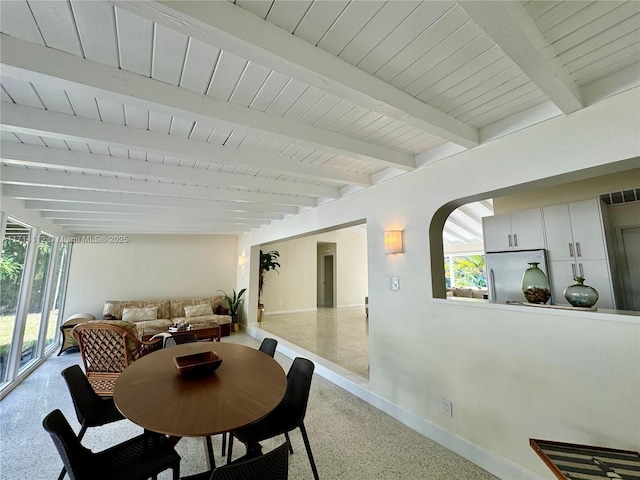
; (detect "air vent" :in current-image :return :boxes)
[600,189,640,205]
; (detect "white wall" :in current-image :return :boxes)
[260,228,368,313]
[238,88,640,479]
[65,234,238,317]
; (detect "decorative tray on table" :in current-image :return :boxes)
[173,351,222,378]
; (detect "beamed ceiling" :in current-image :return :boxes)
[1,1,639,244]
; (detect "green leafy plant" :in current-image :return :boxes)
[258,250,280,307]
[218,288,247,315]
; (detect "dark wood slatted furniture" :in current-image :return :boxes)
[530,438,640,480]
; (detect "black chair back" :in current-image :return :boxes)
[61,365,102,427]
[164,332,198,348]
[43,409,93,479]
[258,338,278,358]
[213,441,289,480]
[283,357,315,426]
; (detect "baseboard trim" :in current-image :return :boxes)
[264,307,317,316]
[245,324,543,480]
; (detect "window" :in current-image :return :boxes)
[444,254,486,289]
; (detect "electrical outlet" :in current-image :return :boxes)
[443,399,453,417]
[391,277,399,291]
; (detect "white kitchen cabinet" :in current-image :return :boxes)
[548,259,615,309]
[543,199,608,262]
[482,208,545,252]
[542,199,617,309]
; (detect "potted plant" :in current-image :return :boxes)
[259,250,280,309]
[218,288,246,325]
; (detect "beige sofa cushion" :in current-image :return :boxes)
[173,314,231,327]
[123,306,158,322]
[104,300,171,320]
[184,303,213,318]
[169,296,222,319]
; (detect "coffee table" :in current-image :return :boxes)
[143,324,221,343]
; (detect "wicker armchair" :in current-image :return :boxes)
[73,322,162,396]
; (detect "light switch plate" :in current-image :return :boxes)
[391,277,399,291]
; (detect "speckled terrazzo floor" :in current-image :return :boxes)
[258,306,370,379]
[0,333,498,480]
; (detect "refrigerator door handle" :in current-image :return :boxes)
[508,234,512,247]
[489,269,497,301]
[513,234,518,247]
[579,263,584,278]
[571,263,577,278]
[569,242,574,257]
[576,242,582,257]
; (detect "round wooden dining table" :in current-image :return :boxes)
[113,342,286,440]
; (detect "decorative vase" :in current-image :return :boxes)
[521,262,551,304]
[564,277,599,308]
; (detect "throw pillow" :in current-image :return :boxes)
[122,306,158,322]
[184,303,213,317]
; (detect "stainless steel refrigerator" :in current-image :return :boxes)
[485,249,550,304]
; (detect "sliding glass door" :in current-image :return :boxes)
[0,218,72,393]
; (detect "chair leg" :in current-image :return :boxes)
[226,432,234,464]
[221,432,227,456]
[57,467,67,480]
[205,435,216,469]
[299,423,320,480]
[284,431,293,454]
[58,421,90,480]
[173,463,180,480]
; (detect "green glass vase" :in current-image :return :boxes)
[564,277,599,308]
[521,262,551,304]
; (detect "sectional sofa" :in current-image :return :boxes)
[102,296,233,337]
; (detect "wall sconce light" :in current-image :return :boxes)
[384,230,404,254]
[238,255,246,266]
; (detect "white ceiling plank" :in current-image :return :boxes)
[338,2,420,67]
[0,34,414,169]
[247,70,290,111]
[180,37,219,95]
[561,29,640,74]
[229,62,271,107]
[265,78,309,117]
[112,0,479,147]
[96,97,125,125]
[298,93,341,126]
[357,1,454,75]
[31,84,74,114]
[459,1,583,113]
[207,50,247,101]
[1,77,44,109]
[317,1,385,56]
[0,166,318,207]
[0,0,44,45]
[51,216,264,228]
[5,184,299,214]
[31,201,282,220]
[294,1,349,46]
[27,0,83,56]
[236,1,273,20]
[266,1,312,33]
[124,105,149,130]
[12,132,45,146]
[533,0,593,34]
[114,6,153,77]
[2,143,340,198]
[152,23,189,86]
[282,86,327,121]
[0,103,372,187]
[66,91,101,120]
[148,111,172,134]
[71,1,119,68]
[568,42,640,84]
[41,137,69,150]
[169,116,194,138]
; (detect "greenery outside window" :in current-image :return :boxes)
[444,254,486,290]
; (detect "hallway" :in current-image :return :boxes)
[256,306,369,379]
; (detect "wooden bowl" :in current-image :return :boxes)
[173,351,222,378]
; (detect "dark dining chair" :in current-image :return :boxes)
[182,441,290,480]
[220,337,279,457]
[259,337,278,357]
[43,409,181,480]
[58,365,126,480]
[164,332,198,348]
[226,357,319,480]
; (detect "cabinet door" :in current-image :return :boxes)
[483,214,513,252]
[568,199,607,260]
[510,208,545,250]
[575,259,615,309]
[542,204,574,262]
[548,260,615,309]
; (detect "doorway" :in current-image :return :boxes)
[618,226,640,310]
[317,242,336,307]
